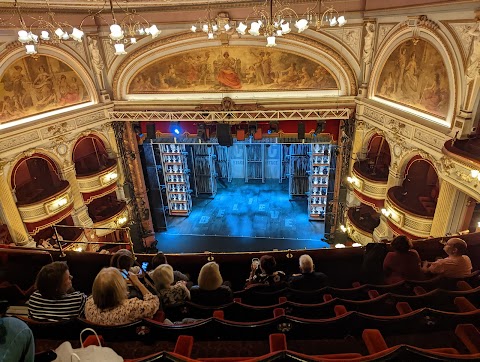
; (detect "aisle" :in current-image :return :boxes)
[156,179,328,253]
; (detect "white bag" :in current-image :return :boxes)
[53,328,123,362]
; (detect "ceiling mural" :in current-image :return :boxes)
[0,55,90,125]
[127,47,339,93]
[375,39,450,119]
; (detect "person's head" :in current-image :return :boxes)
[391,235,412,253]
[35,261,72,299]
[91,267,128,310]
[198,262,223,291]
[299,254,314,273]
[152,264,174,290]
[110,249,134,270]
[260,255,277,275]
[151,252,167,269]
[443,238,468,257]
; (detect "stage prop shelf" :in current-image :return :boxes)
[192,144,217,197]
[308,144,330,220]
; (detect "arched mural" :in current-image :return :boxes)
[375,39,450,119]
[0,55,90,124]
[127,47,339,93]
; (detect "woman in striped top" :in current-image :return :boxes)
[28,262,87,321]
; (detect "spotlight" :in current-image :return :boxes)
[170,122,181,135]
[268,121,279,134]
[314,121,326,136]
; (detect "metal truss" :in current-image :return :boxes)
[109,108,351,122]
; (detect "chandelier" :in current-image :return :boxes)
[7,0,84,55]
[235,0,310,47]
[305,0,347,30]
[81,0,161,56]
[191,6,234,40]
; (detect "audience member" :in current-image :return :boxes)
[288,254,328,290]
[246,255,286,288]
[190,262,233,306]
[383,235,424,284]
[0,313,35,362]
[360,242,388,284]
[421,238,472,278]
[110,249,143,298]
[152,264,190,307]
[85,267,159,326]
[28,262,86,321]
[150,252,189,283]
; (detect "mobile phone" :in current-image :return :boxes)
[141,262,149,272]
[121,269,129,279]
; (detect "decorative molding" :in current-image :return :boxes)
[40,121,76,139]
[413,128,444,149]
[101,37,116,71]
[63,41,88,63]
[0,130,41,153]
[446,22,477,64]
[75,110,107,127]
[323,26,363,60]
[377,24,397,48]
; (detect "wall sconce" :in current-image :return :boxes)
[340,224,347,232]
[352,243,362,247]
[471,170,480,181]
[334,243,346,248]
[47,196,69,213]
[117,216,128,226]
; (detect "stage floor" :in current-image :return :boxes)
[155,179,328,253]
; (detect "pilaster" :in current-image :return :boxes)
[373,217,393,242]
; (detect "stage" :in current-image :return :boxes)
[155,179,329,253]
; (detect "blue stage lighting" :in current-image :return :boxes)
[170,122,181,135]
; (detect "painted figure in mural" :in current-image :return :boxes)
[395,45,408,94]
[58,74,70,104]
[261,52,274,84]
[245,65,256,84]
[67,76,81,102]
[466,21,480,84]
[217,52,242,89]
[1,96,19,120]
[278,62,299,84]
[197,54,211,85]
[11,65,28,110]
[33,65,56,107]
[380,72,396,96]
[165,64,180,87]
[402,52,418,98]
[421,73,446,111]
[158,73,170,89]
[299,66,315,88]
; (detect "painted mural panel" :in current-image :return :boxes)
[128,47,339,93]
[375,39,450,119]
[0,56,89,124]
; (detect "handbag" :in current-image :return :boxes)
[53,328,123,362]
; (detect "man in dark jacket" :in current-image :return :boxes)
[288,254,328,291]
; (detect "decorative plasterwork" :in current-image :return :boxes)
[443,21,477,64]
[101,37,116,71]
[322,26,363,61]
[377,24,397,50]
[63,41,88,64]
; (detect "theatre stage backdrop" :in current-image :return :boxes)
[375,39,450,119]
[0,55,89,124]
[128,47,339,93]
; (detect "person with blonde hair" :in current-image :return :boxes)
[288,254,328,291]
[85,267,159,325]
[190,262,232,306]
[152,264,190,307]
[421,238,472,278]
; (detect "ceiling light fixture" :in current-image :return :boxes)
[191,5,234,40]
[7,0,84,55]
[236,0,309,47]
[80,0,160,56]
[304,0,347,31]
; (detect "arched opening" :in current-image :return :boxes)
[73,136,113,176]
[12,155,67,205]
[354,134,391,181]
[389,157,439,217]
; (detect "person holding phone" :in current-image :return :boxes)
[85,267,159,326]
[152,264,190,307]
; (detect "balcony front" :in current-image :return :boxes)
[443,136,480,167]
[90,200,129,235]
[350,160,388,201]
[384,186,434,238]
[346,204,380,245]
[17,181,73,223]
[77,160,119,194]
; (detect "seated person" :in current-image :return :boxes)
[28,262,86,321]
[85,267,159,326]
[383,235,424,284]
[110,249,143,298]
[288,254,328,290]
[152,264,190,307]
[1,301,35,362]
[421,237,472,278]
[149,252,189,284]
[246,255,287,288]
[190,262,233,306]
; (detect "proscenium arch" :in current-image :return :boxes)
[368,24,458,129]
[112,32,358,101]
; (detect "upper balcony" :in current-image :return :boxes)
[443,137,480,168]
[16,181,73,223]
[90,201,129,235]
[384,186,435,238]
[76,159,119,194]
[350,160,388,201]
[346,205,380,245]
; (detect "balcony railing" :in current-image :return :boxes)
[347,207,380,234]
[17,182,73,223]
[351,161,388,200]
[77,161,118,193]
[443,138,480,166]
[384,187,434,238]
